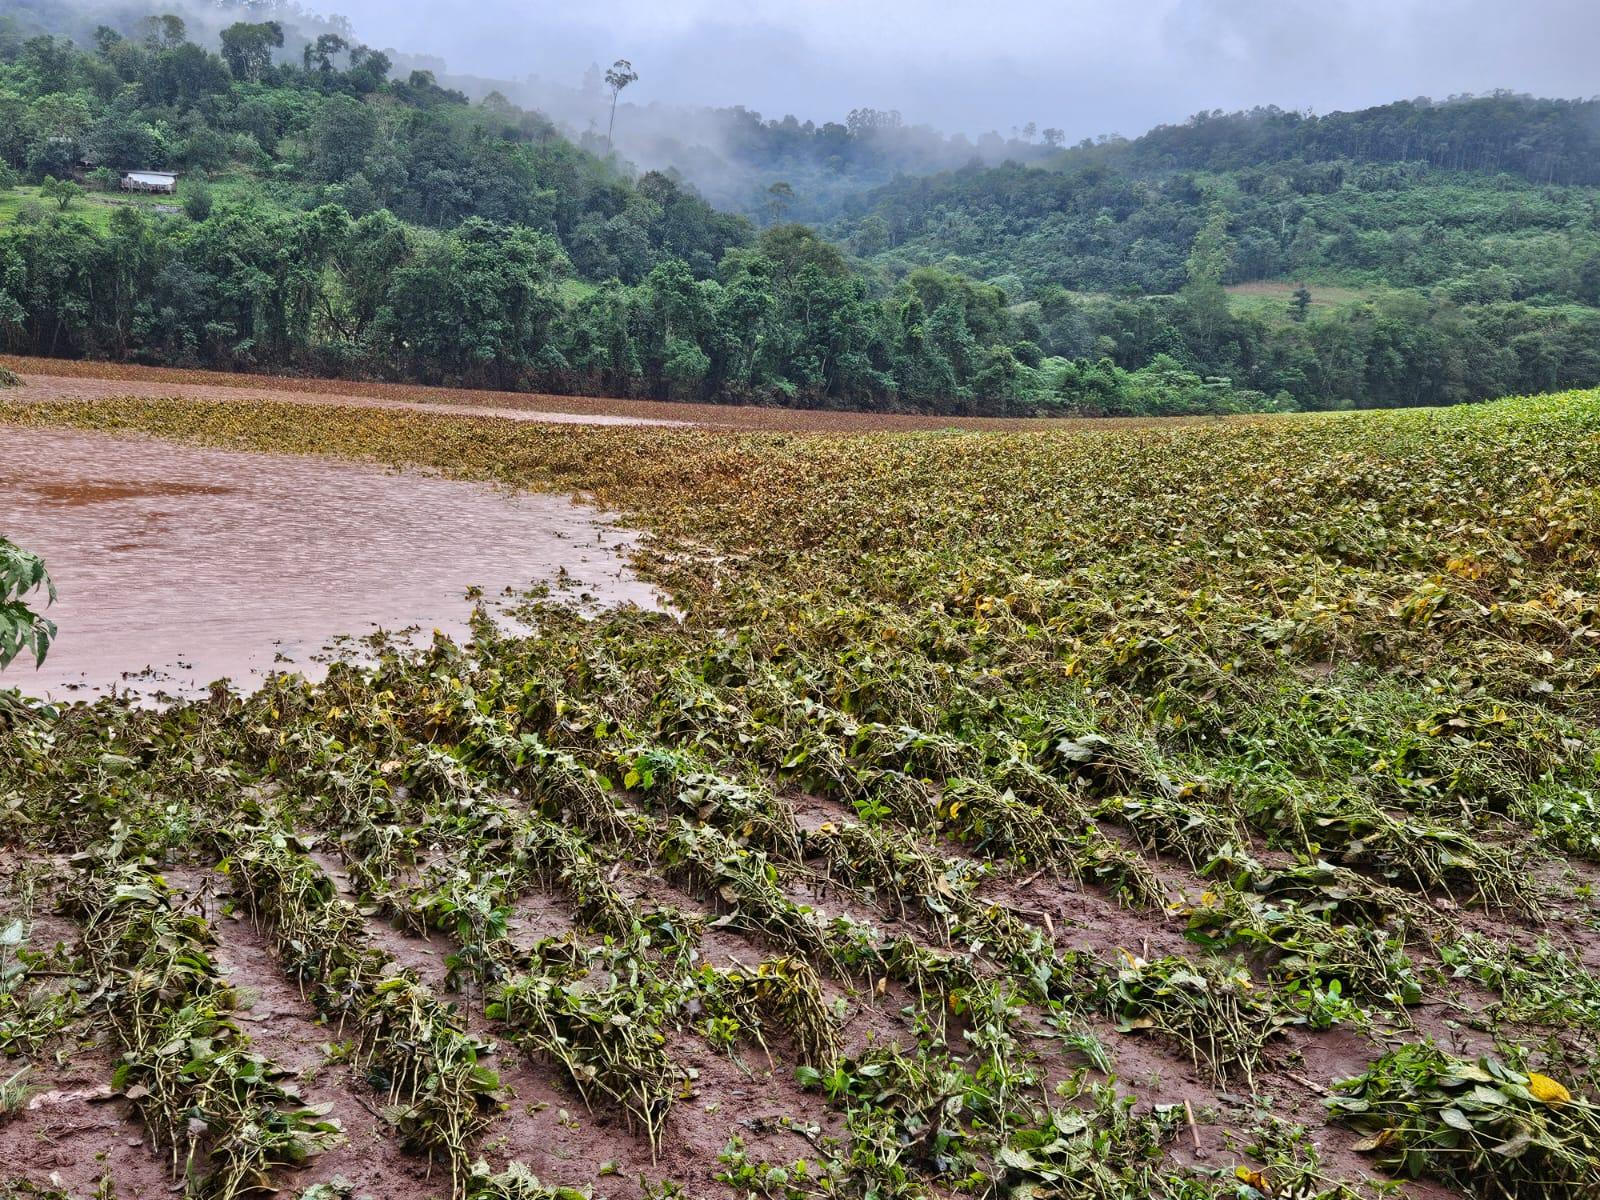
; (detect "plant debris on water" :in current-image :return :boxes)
[5,386,1600,1198]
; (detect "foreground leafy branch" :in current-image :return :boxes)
[0,537,55,671]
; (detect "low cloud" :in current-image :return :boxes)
[327,0,1599,138]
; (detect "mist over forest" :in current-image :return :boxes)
[2,0,1600,419]
[24,0,1598,225]
[4,0,1069,221]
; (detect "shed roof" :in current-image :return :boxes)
[123,171,177,184]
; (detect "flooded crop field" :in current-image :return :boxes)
[0,355,1214,433]
[4,365,692,429]
[0,424,661,700]
[4,388,1600,1200]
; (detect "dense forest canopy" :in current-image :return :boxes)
[0,3,1598,416]
[842,154,1600,298]
[6,0,1063,225]
[0,0,352,65]
[836,94,1600,303]
[1111,97,1600,186]
[583,92,1600,229]
[830,94,1600,411]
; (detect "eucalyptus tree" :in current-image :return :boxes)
[604,59,639,154]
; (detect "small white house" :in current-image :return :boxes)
[120,171,177,194]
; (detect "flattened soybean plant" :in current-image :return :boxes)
[4,389,1600,1199]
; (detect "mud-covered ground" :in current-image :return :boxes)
[5,385,1600,1200]
[0,354,1243,433]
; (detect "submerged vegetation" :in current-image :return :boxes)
[3,387,1600,1197]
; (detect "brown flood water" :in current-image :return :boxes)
[0,425,664,701]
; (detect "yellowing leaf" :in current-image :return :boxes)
[1233,1164,1270,1192]
[1527,1072,1572,1105]
[1351,1127,1400,1154]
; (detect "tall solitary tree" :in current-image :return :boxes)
[219,21,284,83]
[143,14,187,51]
[604,59,638,155]
[304,33,350,74]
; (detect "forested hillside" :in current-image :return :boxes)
[0,6,1127,414]
[3,2,1600,416]
[835,96,1600,410]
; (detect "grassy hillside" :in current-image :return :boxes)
[1224,280,1372,315]
[0,184,148,231]
[6,386,1600,1197]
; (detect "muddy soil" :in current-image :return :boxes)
[2,357,1245,434]
[4,370,688,430]
[0,1039,174,1199]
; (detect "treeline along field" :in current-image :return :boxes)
[5,14,1600,415]
[4,388,1600,1196]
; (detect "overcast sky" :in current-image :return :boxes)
[325,0,1600,138]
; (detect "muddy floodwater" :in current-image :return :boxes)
[0,425,663,700]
